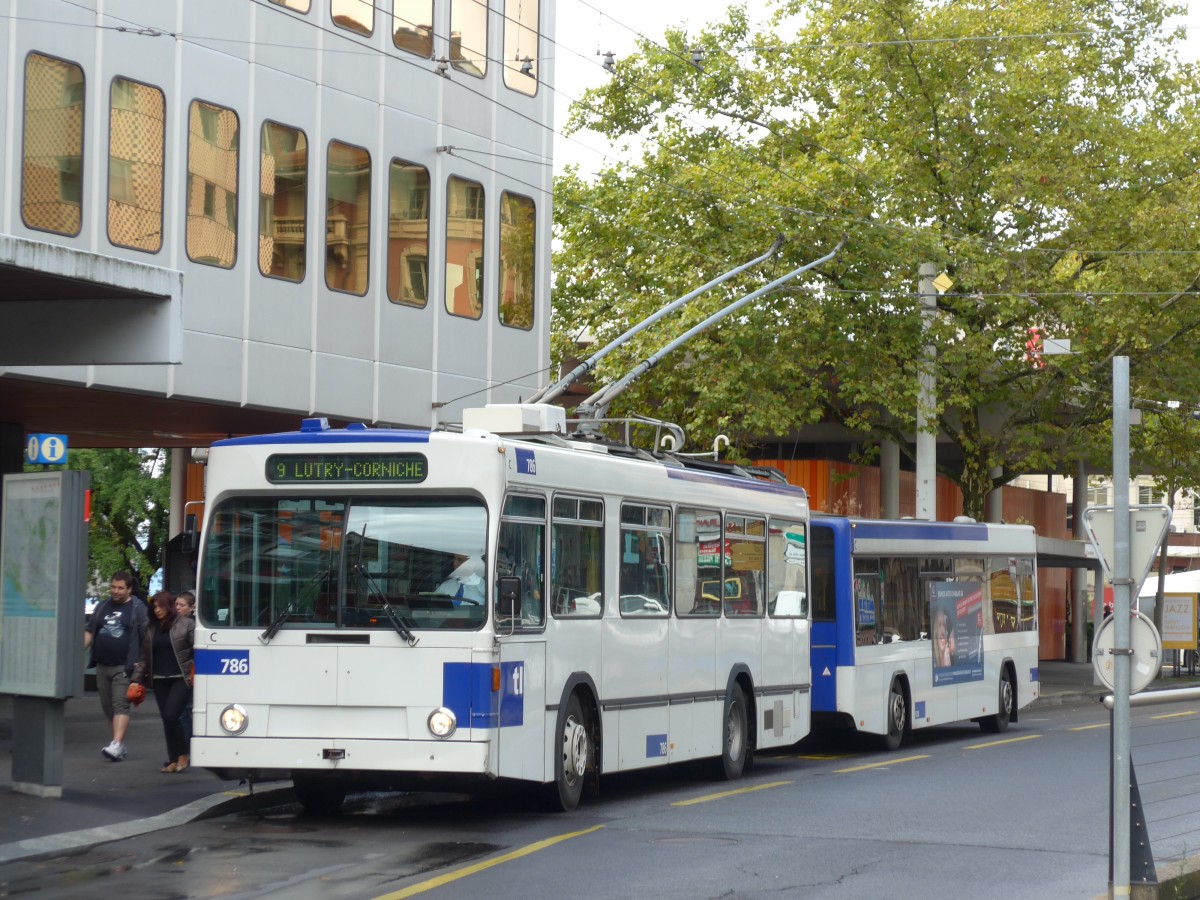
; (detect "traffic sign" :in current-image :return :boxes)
[24,433,69,465]
[1082,505,1171,590]
[1093,610,1162,693]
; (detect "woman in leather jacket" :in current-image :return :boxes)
[137,591,195,773]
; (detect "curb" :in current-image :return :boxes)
[0,781,294,866]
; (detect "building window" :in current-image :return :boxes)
[22,52,85,236]
[1088,481,1110,507]
[503,0,538,94]
[388,159,430,307]
[450,0,487,77]
[445,175,484,318]
[107,77,165,253]
[326,140,371,295]
[270,0,310,10]
[332,0,373,35]
[1138,484,1159,506]
[393,0,433,57]
[259,121,308,283]
[498,191,534,329]
[186,99,239,268]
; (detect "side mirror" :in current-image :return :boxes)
[181,513,198,555]
[497,576,522,619]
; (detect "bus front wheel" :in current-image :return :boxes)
[718,684,749,780]
[980,671,1014,734]
[552,693,590,811]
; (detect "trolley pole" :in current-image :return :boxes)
[1111,356,1132,897]
[915,263,937,522]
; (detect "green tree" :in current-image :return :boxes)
[64,448,170,594]
[553,0,1200,517]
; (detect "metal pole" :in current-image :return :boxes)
[916,264,937,521]
[1112,356,1132,896]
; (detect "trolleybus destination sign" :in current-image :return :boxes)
[266,453,428,484]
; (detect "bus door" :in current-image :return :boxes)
[494,637,546,781]
[809,522,840,714]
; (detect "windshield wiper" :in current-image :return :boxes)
[355,563,419,647]
[259,603,294,644]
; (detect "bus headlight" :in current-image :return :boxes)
[427,707,457,738]
[220,704,249,735]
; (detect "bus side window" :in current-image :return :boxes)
[498,495,546,627]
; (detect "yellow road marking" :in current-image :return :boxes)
[833,755,929,773]
[768,752,852,761]
[371,824,605,899]
[671,780,792,806]
[966,734,1041,750]
[1069,723,1110,731]
[1151,710,1198,720]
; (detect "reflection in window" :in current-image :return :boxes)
[270,0,310,10]
[388,159,430,306]
[767,519,807,618]
[498,494,546,628]
[498,191,535,329]
[619,504,670,617]
[393,0,433,56]
[22,53,85,236]
[332,0,373,35]
[187,100,239,268]
[259,121,308,282]
[326,140,371,295]
[503,0,538,94]
[724,515,764,617]
[450,0,487,77]
[108,77,164,253]
[551,496,603,617]
[445,176,483,318]
[675,508,722,617]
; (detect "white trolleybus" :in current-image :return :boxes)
[808,516,1040,749]
[191,404,813,813]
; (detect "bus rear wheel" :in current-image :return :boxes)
[980,671,1014,734]
[882,679,908,751]
[718,684,749,780]
[293,775,346,816]
[552,693,590,811]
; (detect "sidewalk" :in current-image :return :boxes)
[0,661,1194,866]
[0,691,291,864]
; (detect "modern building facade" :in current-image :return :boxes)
[0,0,554,453]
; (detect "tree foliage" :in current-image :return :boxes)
[553,0,1200,517]
[62,448,171,594]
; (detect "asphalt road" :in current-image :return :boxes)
[10,693,1199,900]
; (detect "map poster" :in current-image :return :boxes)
[930,580,986,686]
[0,471,89,698]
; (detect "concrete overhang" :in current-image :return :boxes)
[0,235,182,365]
[1037,535,1100,571]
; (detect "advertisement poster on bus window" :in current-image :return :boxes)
[931,580,985,686]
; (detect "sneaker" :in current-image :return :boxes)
[101,741,127,761]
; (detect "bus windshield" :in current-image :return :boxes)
[199,496,488,631]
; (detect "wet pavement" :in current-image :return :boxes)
[0,659,1193,865]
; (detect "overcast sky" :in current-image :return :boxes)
[550,0,1200,176]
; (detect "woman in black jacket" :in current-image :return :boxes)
[138,591,195,773]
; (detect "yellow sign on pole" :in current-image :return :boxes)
[1160,592,1198,651]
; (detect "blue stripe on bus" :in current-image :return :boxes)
[666,468,808,498]
[442,661,524,729]
[850,521,988,542]
[215,430,431,447]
